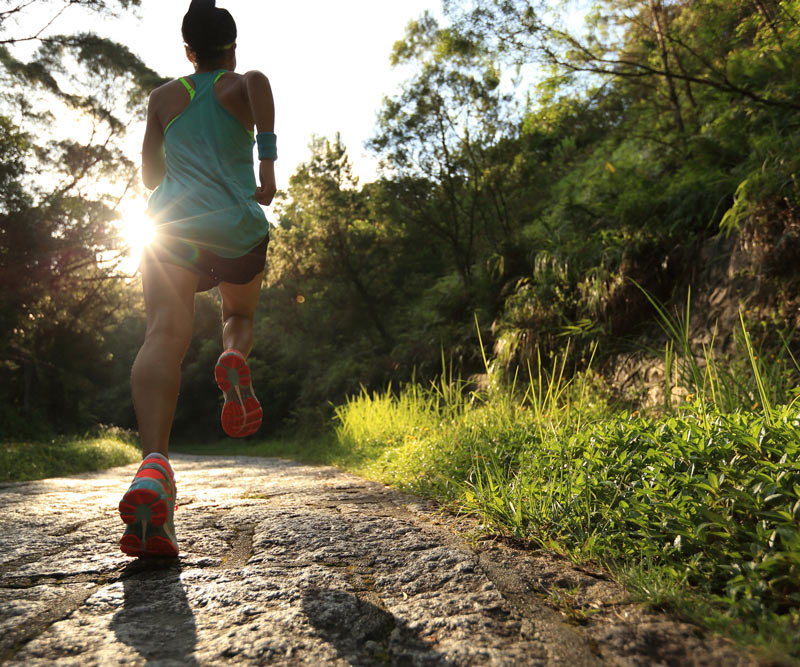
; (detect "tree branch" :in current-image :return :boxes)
[540,38,800,111]
[0,0,38,22]
[0,2,72,45]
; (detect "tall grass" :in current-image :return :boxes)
[332,315,800,657]
[638,284,800,417]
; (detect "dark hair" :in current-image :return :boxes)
[181,0,237,66]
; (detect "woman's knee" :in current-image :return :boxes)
[145,319,193,355]
[218,275,262,322]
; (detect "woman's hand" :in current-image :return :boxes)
[255,159,276,206]
[244,71,276,206]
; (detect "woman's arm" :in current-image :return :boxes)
[141,92,166,190]
[244,70,276,206]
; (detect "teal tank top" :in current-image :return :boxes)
[146,70,268,258]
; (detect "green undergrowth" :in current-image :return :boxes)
[332,384,799,658]
[0,427,141,482]
[327,317,800,659]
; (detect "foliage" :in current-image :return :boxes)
[370,11,523,283]
[6,0,800,457]
[197,0,800,433]
[255,135,490,425]
[0,1,165,437]
[0,426,140,482]
[439,0,800,375]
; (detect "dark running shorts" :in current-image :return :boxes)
[142,234,269,293]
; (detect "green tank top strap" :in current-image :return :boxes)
[163,77,197,134]
[164,75,206,135]
[178,77,195,100]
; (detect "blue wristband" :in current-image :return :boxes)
[256,132,277,160]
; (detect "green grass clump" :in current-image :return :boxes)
[332,385,800,655]
[0,427,141,482]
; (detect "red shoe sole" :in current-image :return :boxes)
[238,397,263,436]
[120,533,178,558]
[220,397,263,437]
[215,351,251,392]
[118,487,168,526]
[221,400,245,436]
[216,350,262,438]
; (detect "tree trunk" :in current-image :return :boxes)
[649,0,685,135]
[671,48,698,110]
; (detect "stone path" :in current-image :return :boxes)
[0,455,756,666]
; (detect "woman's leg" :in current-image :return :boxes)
[215,273,264,437]
[131,258,199,457]
[217,272,264,356]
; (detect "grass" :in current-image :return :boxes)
[339,309,800,658]
[0,426,141,482]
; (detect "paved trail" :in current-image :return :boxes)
[0,456,754,666]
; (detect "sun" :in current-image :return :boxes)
[115,200,156,274]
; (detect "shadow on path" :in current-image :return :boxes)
[111,559,198,666]
[302,588,455,666]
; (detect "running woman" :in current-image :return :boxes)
[118,0,277,558]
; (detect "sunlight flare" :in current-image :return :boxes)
[116,201,155,273]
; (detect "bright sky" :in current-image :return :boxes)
[100,0,445,191]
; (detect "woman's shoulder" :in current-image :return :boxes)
[150,76,195,100]
[240,70,269,84]
[217,71,270,102]
[218,70,269,85]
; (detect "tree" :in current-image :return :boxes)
[0,0,165,435]
[425,0,800,376]
[254,136,411,417]
[370,12,523,285]
[271,135,397,349]
[446,0,800,113]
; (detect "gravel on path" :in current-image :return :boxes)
[0,455,756,666]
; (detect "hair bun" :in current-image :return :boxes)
[182,0,236,63]
[188,0,216,11]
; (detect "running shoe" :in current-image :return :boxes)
[215,349,262,437]
[118,455,178,558]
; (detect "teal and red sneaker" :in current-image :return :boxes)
[118,455,178,558]
[214,349,262,438]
